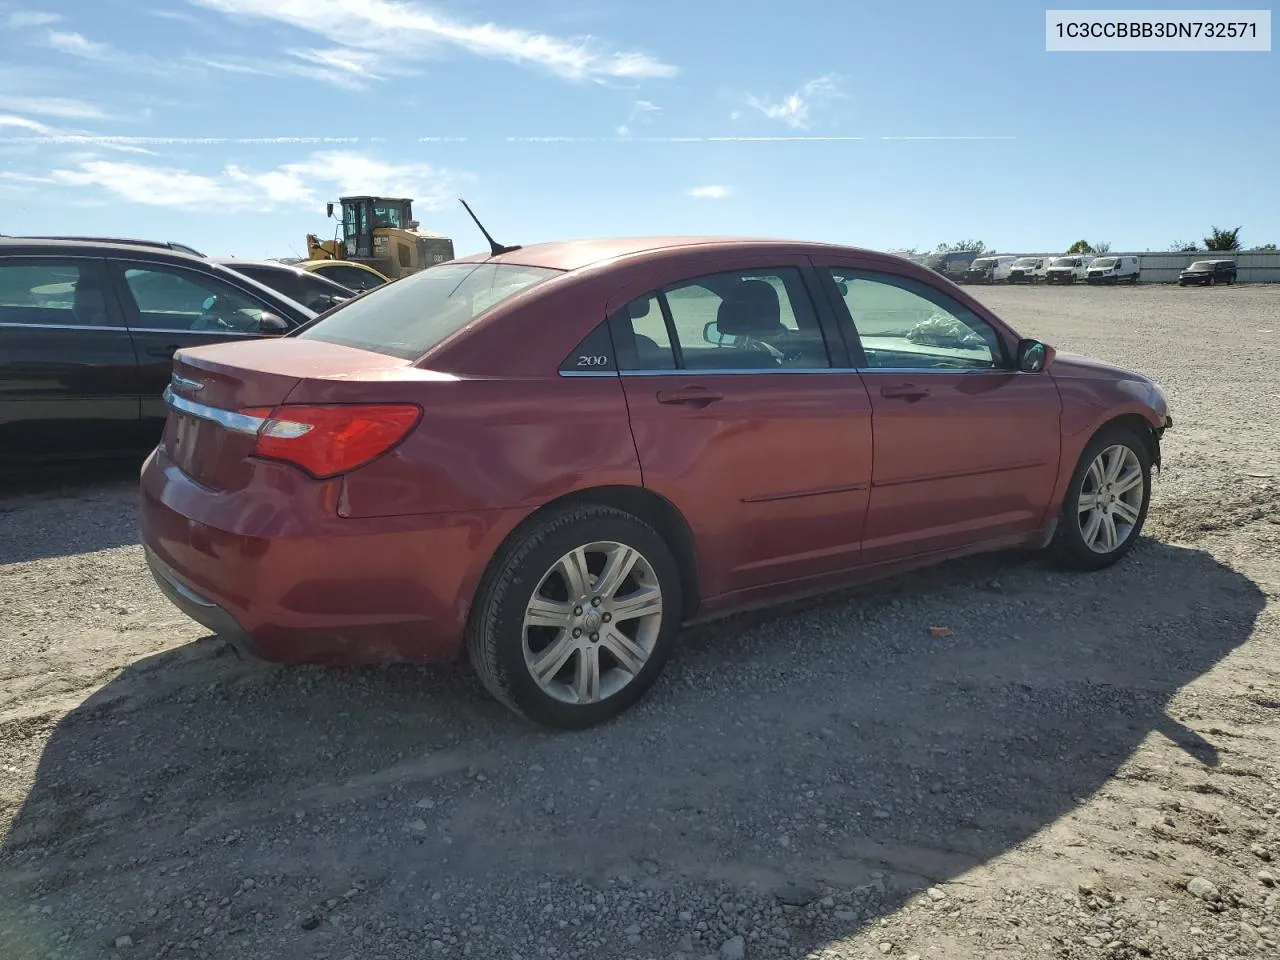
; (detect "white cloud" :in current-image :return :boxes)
[7,10,63,28]
[0,115,57,135]
[744,74,847,129]
[616,99,660,137]
[187,0,677,82]
[43,150,469,213]
[687,184,731,200]
[44,29,116,60]
[0,95,107,121]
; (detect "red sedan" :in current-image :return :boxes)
[140,237,1172,729]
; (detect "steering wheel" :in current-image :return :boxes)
[740,337,786,364]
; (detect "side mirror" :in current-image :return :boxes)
[835,280,849,296]
[1016,338,1054,373]
[259,312,290,335]
[326,202,334,218]
[703,320,737,347]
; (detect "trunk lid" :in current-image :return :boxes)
[162,338,429,491]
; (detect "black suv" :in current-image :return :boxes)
[1178,259,1237,286]
[0,239,319,464]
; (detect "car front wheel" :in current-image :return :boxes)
[1049,424,1152,570]
[467,504,683,729]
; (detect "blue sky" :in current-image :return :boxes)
[0,0,1275,258]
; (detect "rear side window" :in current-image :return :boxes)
[608,267,830,372]
[0,259,113,327]
[296,262,561,360]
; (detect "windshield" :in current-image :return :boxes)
[372,203,405,228]
[296,261,562,360]
[1012,258,1040,267]
[1091,258,1117,269]
[1050,257,1079,267]
[1187,261,1215,270]
[970,259,996,269]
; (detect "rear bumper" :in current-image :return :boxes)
[139,446,525,665]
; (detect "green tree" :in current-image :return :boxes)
[1254,242,1277,251]
[1066,239,1093,254]
[1204,226,1242,251]
[1169,240,1199,252]
[935,240,986,254]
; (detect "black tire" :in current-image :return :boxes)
[1048,423,1152,571]
[466,503,683,730]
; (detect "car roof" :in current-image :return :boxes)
[0,237,209,260]
[305,259,383,273]
[449,236,880,273]
[212,257,301,271]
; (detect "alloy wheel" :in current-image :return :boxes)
[1077,444,1145,554]
[521,541,664,705]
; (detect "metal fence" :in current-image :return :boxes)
[988,251,1280,284]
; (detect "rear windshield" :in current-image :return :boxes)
[295,262,562,360]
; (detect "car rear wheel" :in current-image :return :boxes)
[1049,424,1152,571]
[467,504,682,729]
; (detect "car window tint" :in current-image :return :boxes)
[296,261,560,361]
[615,268,829,372]
[294,273,349,312]
[613,294,677,370]
[232,266,302,303]
[120,265,265,334]
[0,260,112,327]
[828,269,1003,370]
[324,266,384,291]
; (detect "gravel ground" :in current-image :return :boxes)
[2,283,1279,960]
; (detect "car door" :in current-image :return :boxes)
[105,258,293,430]
[814,261,1062,565]
[607,259,874,600]
[0,255,140,461]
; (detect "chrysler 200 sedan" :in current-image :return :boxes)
[140,237,1173,729]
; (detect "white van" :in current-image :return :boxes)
[1085,255,1140,284]
[1008,256,1049,283]
[1044,255,1095,284]
[962,255,1018,284]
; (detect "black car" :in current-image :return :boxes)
[1178,259,1237,286]
[0,239,318,464]
[212,257,356,312]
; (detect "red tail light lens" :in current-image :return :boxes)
[238,404,421,479]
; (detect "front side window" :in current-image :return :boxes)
[296,261,561,360]
[118,265,267,333]
[826,268,1005,371]
[612,267,830,372]
[0,260,113,327]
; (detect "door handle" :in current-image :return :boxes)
[147,344,180,358]
[880,383,930,400]
[656,387,724,406]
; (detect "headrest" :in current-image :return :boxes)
[716,279,784,337]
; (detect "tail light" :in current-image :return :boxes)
[238,404,421,479]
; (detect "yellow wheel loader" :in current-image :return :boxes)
[306,196,455,279]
